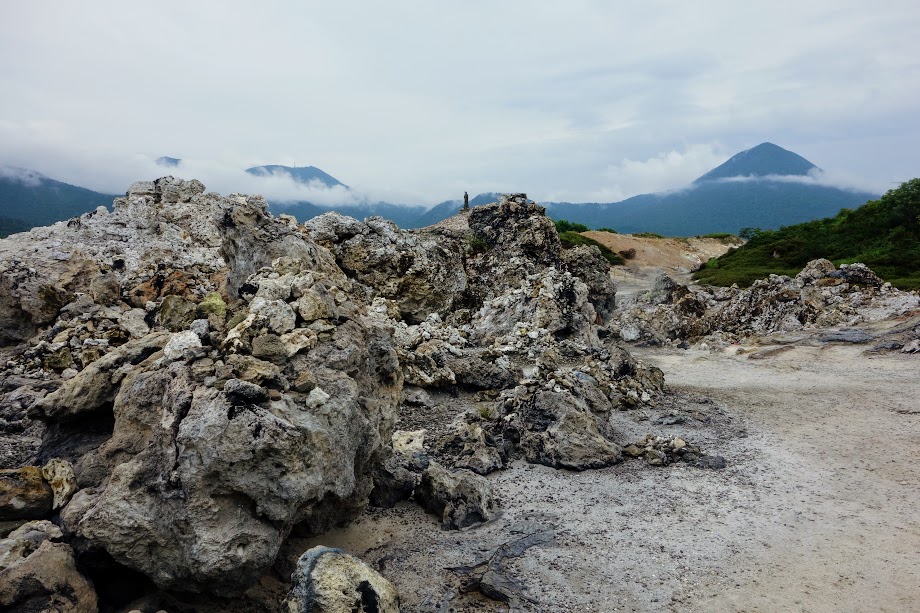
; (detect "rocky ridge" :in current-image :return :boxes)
[0,184,691,610]
[611,259,920,348]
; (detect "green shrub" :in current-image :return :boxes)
[558,231,625,265]
[597,227,618,234]
[554,219,590,233]
[694,178,920,289]
[632,232,665,239]
[468,235,488,254]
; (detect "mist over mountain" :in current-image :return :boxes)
[0,167,115,236]
[0,143,880,236]
[543,143,878,236]
[156,156,182,168]
[246,164,347,188]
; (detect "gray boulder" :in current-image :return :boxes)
[59,300,402,593]
[513,390,622,470]
[414,461,495,530]
[0,520,98,612]
[282,546,400,613]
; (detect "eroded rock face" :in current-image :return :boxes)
[0,520,98,613]
[612,259,920,345]
[282,546,400,613]
[56,264,401,594]
[0,178,403,597]
[562,245,618,321]
[305,214,467,323]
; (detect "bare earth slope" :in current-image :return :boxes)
[583,232,739,299]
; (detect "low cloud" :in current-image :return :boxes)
[715,168,881,194]
[0,165,44,187]
[593,144,728,201]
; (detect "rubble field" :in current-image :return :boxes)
[1,180,918,612]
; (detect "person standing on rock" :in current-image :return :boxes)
[463,191,469,210]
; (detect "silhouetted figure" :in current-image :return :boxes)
[463,191,469,210]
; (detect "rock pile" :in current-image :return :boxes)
[0,181,673,609]
[623,435,724,468]
[611,259,920,345]
[0,178,402,604]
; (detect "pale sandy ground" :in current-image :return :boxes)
[287,339,919,612]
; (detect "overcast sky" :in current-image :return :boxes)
[1,1,919,205]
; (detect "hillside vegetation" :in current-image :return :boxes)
[553,219,625,265]
[0,171,114,236]
[695,178,920,290]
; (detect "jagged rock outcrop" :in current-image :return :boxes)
[0,520,98,612]
[282,546,400,613]
[305,214,467,323]
[0,182,668,608]
[466,194,563,294]
[0,178,403,598]
[612,259,920,345]
[469,267,601,350]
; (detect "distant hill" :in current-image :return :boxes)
[246,164,347,188]
[0,168,115,236]
[244,161,497,228]
[156,156,182,168]
[544,143,878,236]
[694,178,920,290]
[694,142,816,182]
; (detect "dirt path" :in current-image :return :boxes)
[287,342,919,612]
[582,232,738,301]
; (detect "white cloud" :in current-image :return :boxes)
[714,169,881,194]
[0,165,44,187]
[0,1,918,204]
[598,144,729,200]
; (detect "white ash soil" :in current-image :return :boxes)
[286,336,920,613]
[583,232,739,301]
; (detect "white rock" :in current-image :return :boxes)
[119,308,150,338]
[392,429,426,453]
[306,386,331,408]
[620,323,641,342]
[280,328,317,357]
[163,331,202,360]
[249,297,296,334]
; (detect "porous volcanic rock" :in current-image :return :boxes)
[0,520,98,612]
[612,259,920,345]
[0,466,52,520]
[0,178,403,596]
[282,545,400,613]
[0,183,673,609]
[305,214,468,323]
